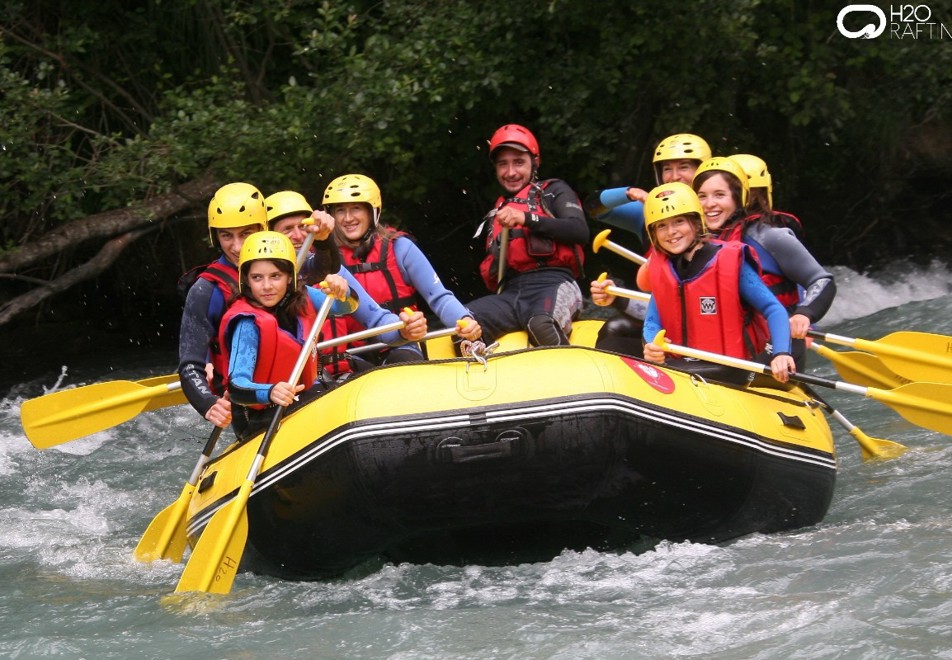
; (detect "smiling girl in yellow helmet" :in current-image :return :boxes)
[694,156,836,370]
[217,231,359,440]
[636,182,796,384]
[319,173,479,374]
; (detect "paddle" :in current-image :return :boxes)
[139,306,408,571]
[295,229,316,270]
[24,232,323,451]
[597,276,650,303]
[654,331,952,437]
[21,377,186,449]
[174,294,336,594]
[600,281,905,458]
[807,329,952,384]
[347,324,462,355]
[497,226,509,294]
[601,280,907,457]
[592,228,648,265]
[600,286,913,392]
[808,341,910,390]
[174,297,409,594]
[137,374,188,412]
[795,384,907,461]
[134,426,226,563]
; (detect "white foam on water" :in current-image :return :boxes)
[823,259,952,325]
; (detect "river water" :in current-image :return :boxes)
[1,259,951,659]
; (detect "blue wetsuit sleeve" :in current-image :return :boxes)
[227,318,274,406]
[599,187,632,208]
[393,238,471,327]
[642,296,662,344]
[338,268,406,345]
[738,261,792,355]
[598,201,645,237]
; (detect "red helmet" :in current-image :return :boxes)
[488,124,540,161]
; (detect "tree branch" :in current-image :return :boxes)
[0,228,152,326]
[0,172,219,274]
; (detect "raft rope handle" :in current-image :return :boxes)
[689,373,710,388]
[460,339,500,371]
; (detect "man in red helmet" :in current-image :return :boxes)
[467,124,588,346]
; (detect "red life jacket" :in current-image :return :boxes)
[719,216,801,311]
[218,297,318,407]
[479,179,585,291]
[340,234,418,313]
[318,234,418,377]
[192,260,239,395]
[317,315,359,378]
[648,240,769,360]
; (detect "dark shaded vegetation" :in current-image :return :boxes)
[2,1,951,389]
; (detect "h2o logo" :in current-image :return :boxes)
[837,4,887,38]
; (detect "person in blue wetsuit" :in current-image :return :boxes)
[266,185,428,378]
[638,183,795,384]
[587,133,711,238]
[218,231,360,441]
[588,134,712,355]
[322,173,480,373]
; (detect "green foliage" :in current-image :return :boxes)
[1,0,951,269]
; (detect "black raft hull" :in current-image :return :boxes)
[186,342,836,580]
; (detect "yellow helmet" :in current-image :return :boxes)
[238,231,299,291]
[643,182,706,250]
[322,174,382,226]
[652,133,711,184]
[265,190,313,228]
[652,133,712,163]
[693,157,749,206]
[729,154,772,208]
[207,182,268,245]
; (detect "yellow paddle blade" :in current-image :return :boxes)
[174,481,252,594]
[136,373,180,388]
[818,396,907,461]
[812,329,952,384]
[869,382,952,437]
[849,426,908,462]
[810,343,910,390]
[857,331,952,384]
[136,427,223,563]
[659,331,952,438]
[134,483,194,563]
[21,379,183,448]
